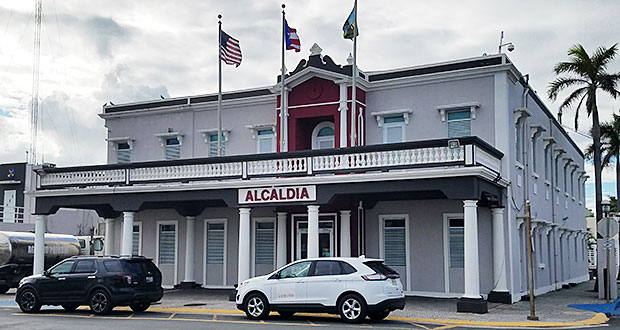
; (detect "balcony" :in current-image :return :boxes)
[35,137,503,190]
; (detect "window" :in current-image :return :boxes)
[554,157,560,185]
[531,136,538,173]
[312,122,335,150]
[382,218,406,267]
[448,218,465,268]
[383,116,405,143]
[563,164,568,192]
[257,129,275,153]
[103,260,123,273]
[165,137,181,160]
[515,119,523,164]
[570,170,574,195]
[447,110,471,138]
[50,260,75,275]
[279,261,312,278]
[73,260,96,274]
[117,142,131,164]
[255,222,274,265]
[132,224,142,256]
[544,145,551,180]
[206,222,225,264]
[208,134,227,157]
[158,224,176,264]
[93,238,104,252]
[312,260,354,276]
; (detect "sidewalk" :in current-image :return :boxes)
[154,280,609,327]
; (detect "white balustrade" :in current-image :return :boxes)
[130,162,242,182]
[247,157,307,175]
[37,144,479,188]
[40,169,125,186]
[312,146,463,172]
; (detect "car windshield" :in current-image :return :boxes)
[279,261,312,278]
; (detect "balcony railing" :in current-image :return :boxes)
[0,205,25,223]
[37,137,503,189]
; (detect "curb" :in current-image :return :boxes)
[132,307,610,328]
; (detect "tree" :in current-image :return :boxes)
[548,44,620,221]
[586,113,620,208]
[611,196,618,213]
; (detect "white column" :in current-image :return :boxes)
[238,208,251,283]
[121,211,134,256]
[491,207,508,292]
[33,214,47,275]
[183,216,196,283]
[340,210,351,257]
[339,82,348,147]
[276,212,287,268]
[463,200,481,299]
[104,218,115,256]
[307,205,320,259]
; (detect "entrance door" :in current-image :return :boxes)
[2,190,16,223]
[204,220,226,286]
[157,222,177,288]
[296,220,334,260]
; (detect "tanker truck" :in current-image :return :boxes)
[0,231,80,293]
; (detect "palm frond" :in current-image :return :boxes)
[592,43,618,71]
[598,74,620,98]
[547,77,587,101]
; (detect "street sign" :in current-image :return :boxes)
[598,217,619,238]
[603,238,614,249]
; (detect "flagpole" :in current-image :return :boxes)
[280,4,286,152]
[350,0,358,147]
[217,14,223,156]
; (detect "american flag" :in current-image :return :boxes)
[285,20,300,52]
[220,30,242,67]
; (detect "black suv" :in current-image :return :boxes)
[16,256,163,315]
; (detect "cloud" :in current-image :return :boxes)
[96,64,169,104]
[84,16,131,58]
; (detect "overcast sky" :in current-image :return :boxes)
[0,0,618,209]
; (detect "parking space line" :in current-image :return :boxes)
[168,313,176,319]
[431,326,457,330]
[128,313,135,318]
[212,314,217,320]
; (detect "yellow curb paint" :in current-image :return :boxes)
[168,313,176,319]
[432,326,458,330]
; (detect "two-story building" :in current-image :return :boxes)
[28,44,589,313]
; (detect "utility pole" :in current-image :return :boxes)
[29,0,42,165]
[525,201,539,320]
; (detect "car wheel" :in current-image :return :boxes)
[17,288,41,313]
[368,310,390,320]
[0,285,9,294]
[338,294,367,323]
[129,302,151,313]
[244,292,270,320]
[61,304,79,312]
[89,290,113,315]
[277,311,295,318]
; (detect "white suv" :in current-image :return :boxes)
[235,257,405,323]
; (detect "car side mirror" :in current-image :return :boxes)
[269,272,280,280]
[43,270,50,277]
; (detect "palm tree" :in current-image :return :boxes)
[585,113,620,205]
[548,44,620,221]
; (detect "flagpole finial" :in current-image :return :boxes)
[282,3,285,9]
[218,14,222,20]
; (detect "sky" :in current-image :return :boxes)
[0,0,618,210]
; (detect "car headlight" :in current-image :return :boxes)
[238,280,249,289]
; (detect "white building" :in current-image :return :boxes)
[29,48,589,313]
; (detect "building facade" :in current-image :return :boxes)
[29,47,589,312]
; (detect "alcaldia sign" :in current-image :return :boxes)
[238,185,316,204]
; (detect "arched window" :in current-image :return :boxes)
[312,122,335,150]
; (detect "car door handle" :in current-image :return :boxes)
[87,276,96,279]
[58,277,66,281]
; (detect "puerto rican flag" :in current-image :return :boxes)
[284,20,300,52]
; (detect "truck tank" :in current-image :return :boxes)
[0,231,80,292]
[0,231,80,266]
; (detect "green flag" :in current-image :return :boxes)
[343,6,358,40]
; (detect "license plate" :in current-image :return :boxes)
[391,279,397,285]
[146,276,153,283]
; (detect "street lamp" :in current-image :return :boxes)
[602,199,611,217]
